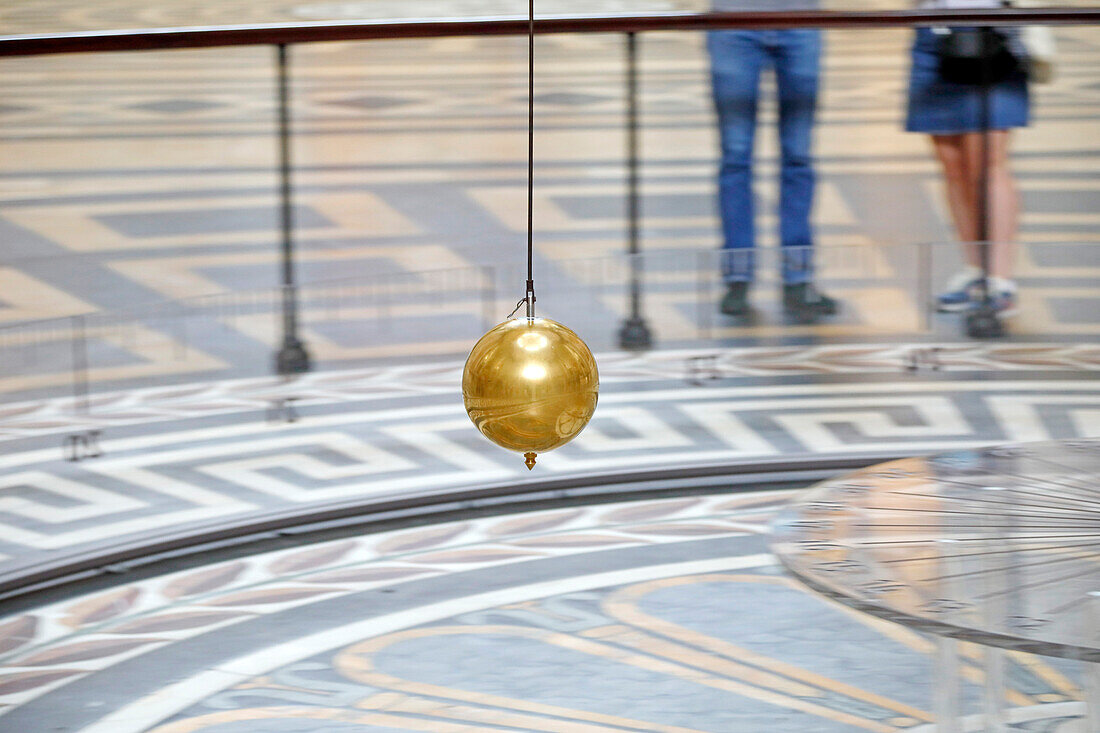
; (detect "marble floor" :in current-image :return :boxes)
[0,342,1096,585]
[0,342,1096,731]
[0,488,1092,732]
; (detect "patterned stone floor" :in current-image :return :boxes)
[0,489,1092,732]
[1,7,1099,405]
[0,342,1096,597]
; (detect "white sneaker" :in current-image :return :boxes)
[936,267,983,312]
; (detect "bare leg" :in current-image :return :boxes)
[931,134,981,268]
[960,130,1019,279]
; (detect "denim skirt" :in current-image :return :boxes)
[905,27,1030,134]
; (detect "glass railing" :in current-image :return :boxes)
[0,239,1096,406]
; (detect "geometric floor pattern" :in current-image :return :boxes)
[1,340,1097,442]
[0,343,1096,585]
[0,490,1090,732]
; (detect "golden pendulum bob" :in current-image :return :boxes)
[463,317,599,469]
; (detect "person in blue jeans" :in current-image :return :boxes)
[708,15,838,318]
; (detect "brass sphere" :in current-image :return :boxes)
[463,317,599,468]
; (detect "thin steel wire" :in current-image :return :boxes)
[915,475,1100,511]
[861,505,1100,523]
[784,446,1100,635]
[884,488,1099,516]
[879,539,1100,564]
[525,0,536,307]
[920,549,1100,584]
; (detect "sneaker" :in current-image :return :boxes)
[783,282,838,316]
[968,276,1019,319]
[720,281,750,316]
[936,268,982,312]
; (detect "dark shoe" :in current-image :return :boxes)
[783,282,838,316]
[720,281,750,316]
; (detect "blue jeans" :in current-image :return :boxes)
[708,29,821,284]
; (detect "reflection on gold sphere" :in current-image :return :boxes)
[463,317,599,468]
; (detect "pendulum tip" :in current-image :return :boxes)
[524,452,537,470]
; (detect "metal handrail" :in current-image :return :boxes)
[2,8,1099,57]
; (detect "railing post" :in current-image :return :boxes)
[274,43,311,374]
[617,31,652,351]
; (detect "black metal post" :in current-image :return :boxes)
[965,26,1004,338]
[274,43,311,373]
[618,32,653,350]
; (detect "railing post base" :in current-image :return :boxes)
[617,316,652,350]
[276,337,310,375]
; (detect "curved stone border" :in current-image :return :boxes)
[0,454,882,604]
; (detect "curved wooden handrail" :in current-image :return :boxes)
[1,8,1098,58]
